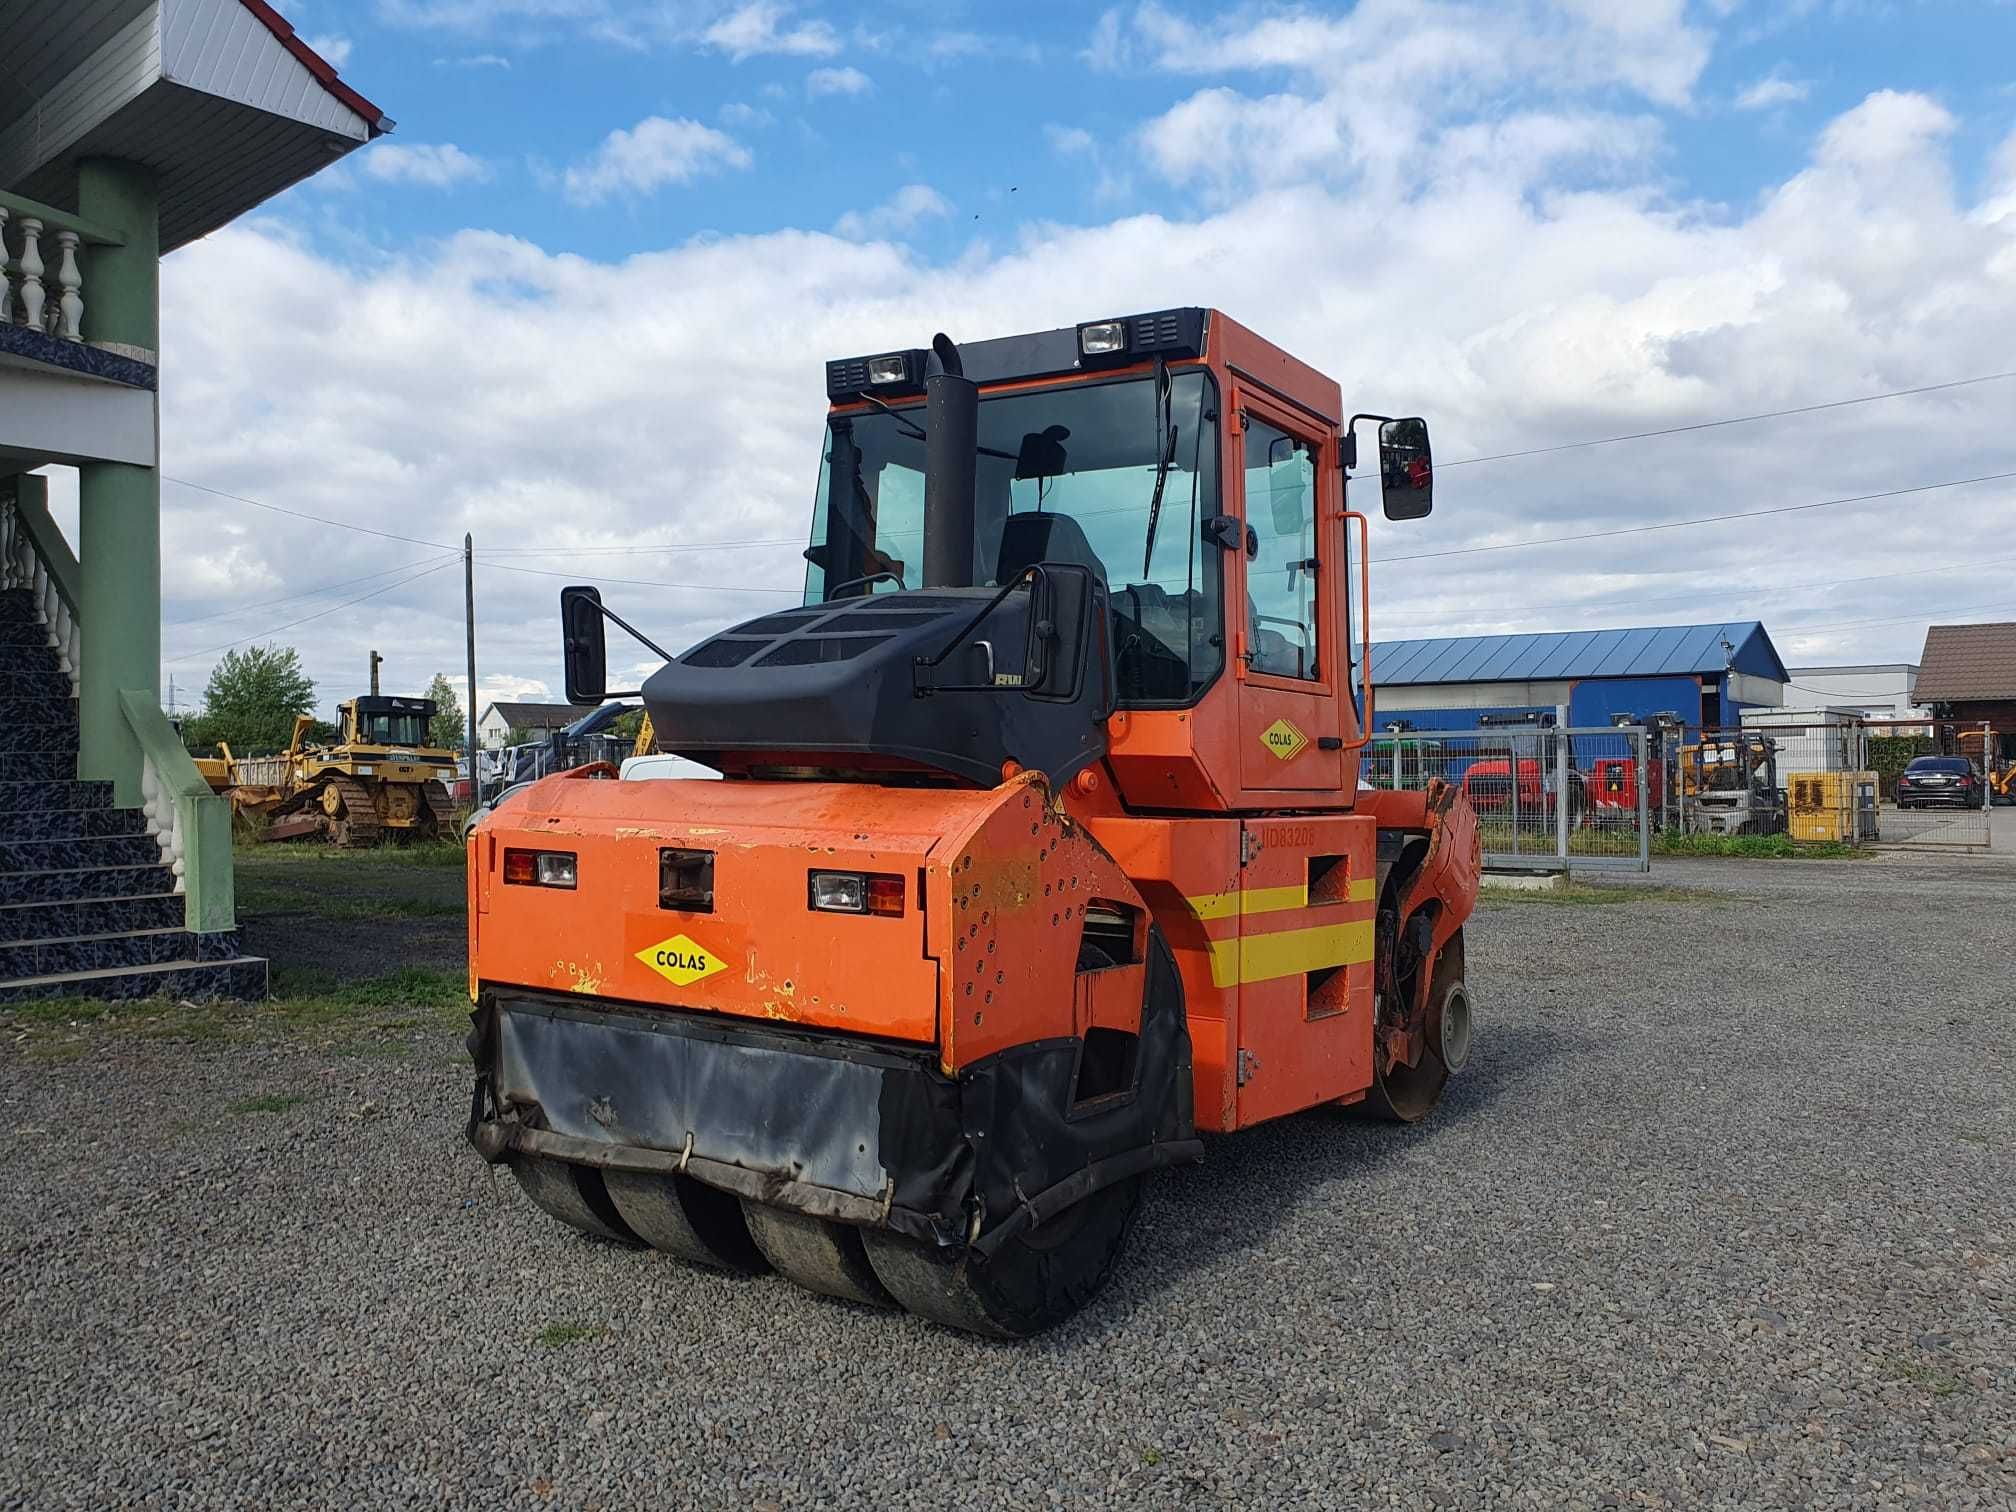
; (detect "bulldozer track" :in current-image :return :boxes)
[420,779,455,837]
[323,773,382,848]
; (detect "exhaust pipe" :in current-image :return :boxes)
[921,332,978,588]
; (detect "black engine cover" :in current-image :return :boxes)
[644,585,1110,789]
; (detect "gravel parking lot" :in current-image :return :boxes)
[3,849,2012,1510]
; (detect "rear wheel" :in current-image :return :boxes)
[1362,928,1468,1123]
[509,1154,644,1246]
[603,1170,768,1273]
[741,1204,895,1308]
[862,1175,1145,1338]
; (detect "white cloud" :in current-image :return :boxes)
[305,33,354,67]
[1045,125,1095,157]
[832,184,951,240]
[144,87,2016,708]
[559,117,752,204]
[433,52,514,68]
[1116,0,1711,202]
[719,101,775,128]
[702,2,838,60]
[806,65,871,98]
[1082,7,1129,69]
[361,142,494,189]
[1737,69,1811,111]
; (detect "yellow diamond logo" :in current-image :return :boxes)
[1260,718,1310,762]
[636,933,727,987]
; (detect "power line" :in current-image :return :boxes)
[1371,550,2016,628]
[162,476,459,551]
[161,369,2016,565]
[163,558,460,665]
[480,537,803,558]
[477,560,803,596]
[1787,681,1916,701]
[1379,471,2016,565]
[1771,595,2016,636]
[164,556,451,627]
[1437,371,2016,469]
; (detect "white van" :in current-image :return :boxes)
[619,752,722,782]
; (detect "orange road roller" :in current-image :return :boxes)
[465,309,1481,1336]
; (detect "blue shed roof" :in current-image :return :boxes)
[1369,622,1787,687]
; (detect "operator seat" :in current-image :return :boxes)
[993,510,1108,585]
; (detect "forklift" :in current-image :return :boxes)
[1684,731,1786,836]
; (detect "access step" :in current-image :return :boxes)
[0,954,269,1004]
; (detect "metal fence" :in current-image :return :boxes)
[1653,718,1996,852]
[1366,722,1652,871]
[1700,718,1997,852]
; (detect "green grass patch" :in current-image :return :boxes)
[1878,1352,1964,1397]
[235,840,466,868]
[1479,883,1721,907]
[230,1092,307,1115]
[536,1323,607,1348]
[3,964,471,1059]
[1651,832,1861,860]
[237,888,466,922]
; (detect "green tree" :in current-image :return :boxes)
[183,645,317,756]
[425,672,465,750]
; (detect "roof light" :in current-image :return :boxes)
[1078,321,1127,356]
[867,354,911,385]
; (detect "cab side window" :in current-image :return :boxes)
[1242,417,1319,679]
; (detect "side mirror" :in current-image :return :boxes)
[560,585,608,705]
[1377,417,1433,521]
[1021,566,1098,701]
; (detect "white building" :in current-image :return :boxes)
[1783,664,1925,722]
[477,699,600,749]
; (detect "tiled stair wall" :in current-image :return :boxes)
[0,587,266,1002]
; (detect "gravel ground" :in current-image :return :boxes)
[3,852,2013,1511]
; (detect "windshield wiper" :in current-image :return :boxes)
[1141,359,1177,578]
[859,390,928,441]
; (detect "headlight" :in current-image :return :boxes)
[808,870,904,916]
[1078,320,1126,355]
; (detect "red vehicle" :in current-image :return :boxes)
[1460,757,1586,820]
[1590,755,1660,815]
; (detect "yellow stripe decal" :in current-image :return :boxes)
[1207,919,1376,989]
[1185,876,1376,920]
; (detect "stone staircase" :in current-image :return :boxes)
[0,587,266,1003]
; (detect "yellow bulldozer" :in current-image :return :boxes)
[228,691,458,846]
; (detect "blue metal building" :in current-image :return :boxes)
[1367,622,1788,733]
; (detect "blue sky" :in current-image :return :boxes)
[89,1,2016,716]
[302,0,2016,259]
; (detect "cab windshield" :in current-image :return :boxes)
[803,371,1222,704]
[360,713,429,747]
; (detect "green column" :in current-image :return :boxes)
[75,159,160,807]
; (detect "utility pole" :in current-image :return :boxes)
[464,534,479,806]
[369,649,382,697]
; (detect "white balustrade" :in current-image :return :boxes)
[0,209,88,343]
[0,497,82,695]
[16,218,45,332]
[52,231,82,341]
[139,757,188,893]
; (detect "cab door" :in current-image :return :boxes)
[1232,391,1344,793]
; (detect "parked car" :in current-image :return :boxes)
[1895,755,1982,809]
